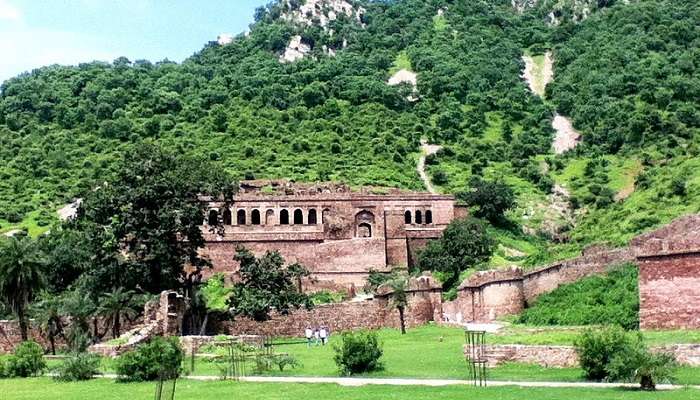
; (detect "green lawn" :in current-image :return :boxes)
[3,378,700,400]
[182,325,700,384]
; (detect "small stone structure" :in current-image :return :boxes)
[632,214,700,330]
[89,291,186,357]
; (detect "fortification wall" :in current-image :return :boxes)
[632,214,700,330]
[225,275,442,337]
[443,247,633,323]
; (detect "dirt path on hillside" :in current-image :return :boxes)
[522,51,553,98]
[417,139,442,194]
[521,51,580,154]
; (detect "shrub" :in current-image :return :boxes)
[517,264,639,329]
[605,335,677,390]
[309,290,346,305]
[574,326,633,381]
[458,178,516,225]
[114,337,183,382]
[333,330,383,375]
[52,353,101,381]
[4,341,46,377]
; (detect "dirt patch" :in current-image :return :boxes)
[417,139,442,194]
[551,114,581,154]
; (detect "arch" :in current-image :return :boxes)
[222,209,232,225]
[265,209,275,225]
[208,209,218,226]
[280,209,290,225]
[251,209,261,225]
[308,209,317,225]
[404,210,412,224]
[293,209,304,225]
[355,210,375,238]
[237,209,246,225]
[322,208,331,224]
[415,210,423,224]
[358,223,372,238]
[425,210,433,224]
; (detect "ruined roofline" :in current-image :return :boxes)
[200,179,455,202]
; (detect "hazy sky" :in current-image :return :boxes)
[0,0,269,83]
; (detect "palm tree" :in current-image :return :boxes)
[60,289,96,352]
[0,236,47,341]
[386,275,409,335]
[98,287,139,339]
[31,292,64,355]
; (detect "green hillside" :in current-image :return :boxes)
[0,0,698,264]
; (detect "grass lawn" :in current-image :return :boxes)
[181,325,700,385]
[3,378,700,400]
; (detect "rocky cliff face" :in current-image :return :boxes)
[279,0,364,63]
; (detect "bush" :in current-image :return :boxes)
[605,335,677,390]
[4,341,46,378]
[309,290,346,305]
[458,178,516,225]
[114,337,183,382]
[574,326,633,381]
[52,353,101,381]
[517,264,639,329]
[333,330,383,375]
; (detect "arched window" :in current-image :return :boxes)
[265,209,275,225]
[358,223,372,238]
[237,209,246,225]
[280,209,290,225]
[222,209,232,225]
[208,209,218,226]
[355,210,375,238]
[294,209,304,225]
[251,209,261,225]
[308,209,317,225]
[415,210,423,224]
[322,208,331,224]
[425,210,433,224]
[404,210,412,224]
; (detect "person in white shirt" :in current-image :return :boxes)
[305,327,313,348]
[319,326,328,345]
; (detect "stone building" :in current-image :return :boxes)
[200,180,467,291]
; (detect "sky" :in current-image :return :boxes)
[0,0,269,83]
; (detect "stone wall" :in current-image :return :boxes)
[443,246,634,323]
[631,214,700,330]
[472,344,700,368]
[224,274,442,337]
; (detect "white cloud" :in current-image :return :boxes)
[0,27,118,83]
[0,0,20,21]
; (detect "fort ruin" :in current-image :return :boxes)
[200,180,467,291]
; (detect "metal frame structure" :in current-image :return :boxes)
[464,330,487,387]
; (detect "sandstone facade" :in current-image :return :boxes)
[631,215,700,330]
[201,181,465,291]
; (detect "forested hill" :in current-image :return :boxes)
[0,0,698,264]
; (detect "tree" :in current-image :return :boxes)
[97,287,140,339]
[72,143,237,295]
[416,217,495,291]
[0,235,47,340]
[606,336,677,390]
[60,289,97,352]
[228,246,312,321]
[383,275,408,334]
[31,293,64,355]
[458,178,516,225]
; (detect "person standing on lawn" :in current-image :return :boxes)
[319,326,328,345]
[305,327,313,348]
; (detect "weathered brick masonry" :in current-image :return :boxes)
[224,275,442,337]
[200,181,466,291]
[442,246,634,323]
[632,215,700,330]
